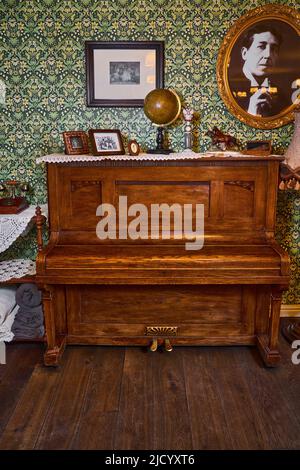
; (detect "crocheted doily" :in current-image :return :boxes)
[0,259,36,282]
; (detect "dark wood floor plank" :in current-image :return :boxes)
[0,345,18,381]
[34,347,94,450]
[277,322,300,422]
[183,348,234,449]
[0,344,43,436]
[235,344,300,449]
[71,347,125,449]
[152,349,193,450]
[0,330,299,451]
[114,347,154,450]
[0,364,62,449]
[187,346,267,450]
[115,347,193,450]
[210,347,270,450]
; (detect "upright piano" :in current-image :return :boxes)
[36,153,290,367]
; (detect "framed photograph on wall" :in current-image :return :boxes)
[85,41,164,107]
[217,5,300,129]
[89,129,125,156]
[63,131,89,155]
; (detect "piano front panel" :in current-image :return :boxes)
[51,162,269,244]
[224,181,254,217]
[66,284,255,341]
[116,181,210,210]
[60,174,103,230]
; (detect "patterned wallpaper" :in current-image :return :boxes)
[0,0,299,303]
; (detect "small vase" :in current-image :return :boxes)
[183,108,194,152]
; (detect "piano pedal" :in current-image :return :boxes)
[149,338,173,352]
[164,338,173,352]
[149,338,158,352]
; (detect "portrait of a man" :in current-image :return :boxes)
[227,19,300,118]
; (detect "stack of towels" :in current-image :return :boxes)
[0,286,18,342]
[12,283,44,339]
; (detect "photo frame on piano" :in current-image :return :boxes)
[63,131,89,155]
[242,140,272,156]
[89,129,125,156]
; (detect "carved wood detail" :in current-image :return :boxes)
[224,181,254,192]
[146,326,178,336]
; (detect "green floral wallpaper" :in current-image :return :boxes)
[0,0,299,303]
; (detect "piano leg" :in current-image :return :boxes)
[257,287,283,367]
[42,285,66,366]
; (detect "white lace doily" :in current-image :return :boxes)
[0,204,47,254]
[36,151,255,164]
[0,259,36,282]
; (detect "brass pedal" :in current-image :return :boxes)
[149,338,158,352]
[164,338,173,352]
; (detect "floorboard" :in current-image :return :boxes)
[71,347,125,450]
[114,347,154,450]
[34,347,94,450]
[183,347,234,449]
[0,323,299,450]
[151,348,193,450]
[0,344,43,437]
[0,363,63,449]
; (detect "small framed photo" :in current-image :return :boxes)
[243,140,272,156]
[63,131,89,155]
[128,139,140,156]
[89,129,125,156]
[85,41,164,107]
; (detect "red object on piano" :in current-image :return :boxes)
[0,197,29,214]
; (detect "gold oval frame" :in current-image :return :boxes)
[217,4,300,129]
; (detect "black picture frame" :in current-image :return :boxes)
[85,41,164,107]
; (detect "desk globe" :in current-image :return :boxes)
[144,88,181,154]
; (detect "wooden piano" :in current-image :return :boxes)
[36,154,290,367]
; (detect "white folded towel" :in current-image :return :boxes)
[0,286,17,324]
[0,304,18,342]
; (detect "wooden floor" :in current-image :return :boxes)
[0,321,299,450]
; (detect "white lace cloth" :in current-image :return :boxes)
[0,259,36,282]
[0,304,18,342]
[0,204,47,254]
[36,151,253,164]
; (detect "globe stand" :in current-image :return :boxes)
[147,127,173,154]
